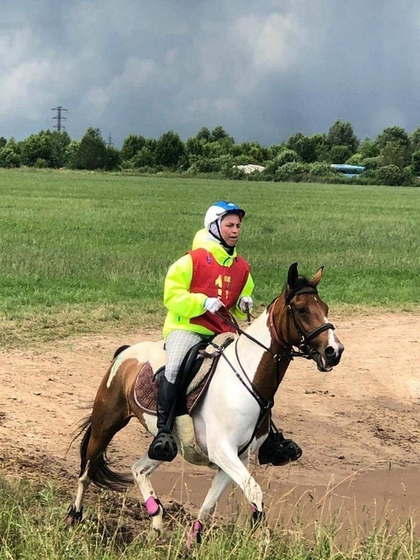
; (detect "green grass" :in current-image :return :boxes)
[2,169,420,555]
[1,168,420,345]
[1,476,419,560]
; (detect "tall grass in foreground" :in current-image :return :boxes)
[1,168,420,344]
[1,476,419,559]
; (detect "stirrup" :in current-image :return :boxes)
[148,431,178,462]
[258,431,302,466]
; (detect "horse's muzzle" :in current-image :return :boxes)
[314,343,344,372]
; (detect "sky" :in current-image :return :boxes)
[1,0,420,148]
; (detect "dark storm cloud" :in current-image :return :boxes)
[1,0,420,146]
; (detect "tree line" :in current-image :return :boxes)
[1,120,420,186]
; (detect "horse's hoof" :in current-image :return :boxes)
[250,505,265,531]
[184,520,203,552]
[66,504,83,525]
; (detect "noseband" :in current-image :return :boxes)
[269,287,335,358]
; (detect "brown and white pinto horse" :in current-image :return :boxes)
[67,263,344,547]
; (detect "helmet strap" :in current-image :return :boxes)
[209,221,221,240]
[209,220,235,253]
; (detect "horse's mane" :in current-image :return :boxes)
[113,344,131,359]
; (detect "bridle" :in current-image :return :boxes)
[217,286,335,361]
[269,286,335,359]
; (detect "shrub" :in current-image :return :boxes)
[34,158,48,168]
[411,151,420,175]
[309,162,333,177]
[328,144,353,164]
[275,149,299,166]
[346,153,364,166]
[0,146,21,168]
[361,156,381,170]
[274,162,309,182]
[376,164,408,186]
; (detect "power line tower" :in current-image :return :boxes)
[107,133,113,147]
[51,106,68,132]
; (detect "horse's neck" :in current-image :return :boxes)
[237,308,291,402]
[242,309,272,347]
[241,304,287,351]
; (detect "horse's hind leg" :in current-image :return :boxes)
[66,467,90,524]
[67,422,129,524]
[67,388,132,524]
[131,453,164,534]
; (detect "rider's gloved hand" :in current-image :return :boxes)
[238,296,254,312]
[204,297,223,314]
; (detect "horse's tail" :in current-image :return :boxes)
[76,415,133,492]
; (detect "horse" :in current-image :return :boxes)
[66,262,344,548]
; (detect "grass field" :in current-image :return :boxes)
[1,476,419,560]
[1,168,420,344]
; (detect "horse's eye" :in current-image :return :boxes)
[297,307,306,315]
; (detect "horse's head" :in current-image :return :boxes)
[269,262,344,372]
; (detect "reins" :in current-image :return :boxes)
[215,309,274,355]
[209,332,275,457]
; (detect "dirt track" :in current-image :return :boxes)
[2,312,420,532]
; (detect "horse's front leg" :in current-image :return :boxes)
[131,453,164,534]
[185,464,246,552]
[208,439,264,522]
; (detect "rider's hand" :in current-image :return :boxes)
[238,296,254,312]
[204,297,223,314]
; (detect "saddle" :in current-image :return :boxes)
[133,332,236,416]
[132,333,235,466]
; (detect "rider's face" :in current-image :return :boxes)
[220,213,242,247]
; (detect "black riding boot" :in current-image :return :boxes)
[258,422,302,466]
[148,376,179,462]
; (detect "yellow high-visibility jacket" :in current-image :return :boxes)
[162,231,254,339]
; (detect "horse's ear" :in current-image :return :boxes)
[287,262,299,288]
[310,266,324,287]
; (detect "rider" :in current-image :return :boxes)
[148,201,254,462]
[148,200,302,466]
[192,214,302,468]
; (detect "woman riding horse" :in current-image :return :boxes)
[67,260,344,547]
[148,200,301,465]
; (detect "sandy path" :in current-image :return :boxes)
[1,312,420,531]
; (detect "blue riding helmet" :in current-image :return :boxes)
[204,201,246,231]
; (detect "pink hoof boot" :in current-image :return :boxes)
[145,496,163,517]
[185,520,203,550]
